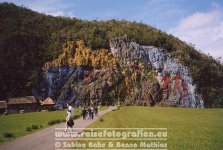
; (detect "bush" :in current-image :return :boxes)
[156,100,174,107]
[48,120,56,125]
[55,120,62,123]
[26,127,32,132]
[48,119,64,125]
[31,124,39,130]
[3,132,14,138]
[100,118,104,122]
[26,125,42,131]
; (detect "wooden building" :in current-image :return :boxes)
[0,101,7,114]
[7,96,37,113]
[40,97,55,111]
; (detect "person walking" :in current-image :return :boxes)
[65,102,74,132]
[94,106,98,117]
[82,107,87,120]
[87,106,91,119]
[90,106,94,119]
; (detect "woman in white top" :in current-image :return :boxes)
[65,102,74,132]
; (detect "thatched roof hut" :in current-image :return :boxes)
[7,96,37,113]
[40,97,55,111]
[41,97,55,105]
[0,101,7,109]
[8,96,37,104]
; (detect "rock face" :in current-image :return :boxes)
[110,35,204,108]
[40,36,203,108]
[43,65,124,108]
[41,40,123,108]
[43,66,90,108]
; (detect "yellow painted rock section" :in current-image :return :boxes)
[44,40,117,68]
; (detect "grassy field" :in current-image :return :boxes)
[86,106,223,150]
[0,108,81,143]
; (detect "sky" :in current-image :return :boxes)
[1,0,223,59]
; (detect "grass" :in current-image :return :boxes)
[86,106,223,150]
[0,108,81,143]
[99,106,108,111]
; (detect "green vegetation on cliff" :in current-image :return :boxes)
[0,3,222,107]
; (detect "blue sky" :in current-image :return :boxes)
[1,0,223,58]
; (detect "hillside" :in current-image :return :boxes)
[0,2,223,107]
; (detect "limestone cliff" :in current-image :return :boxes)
[42,40,122,108]
[41,36,204,108]
[110,35,203,108]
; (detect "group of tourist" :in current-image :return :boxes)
[64,103,100,132]
[81,106,99,120]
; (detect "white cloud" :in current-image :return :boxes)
[5,0,75,17]
[47,11,65,17]
[29,0,74,16]
[169,7,223,58]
